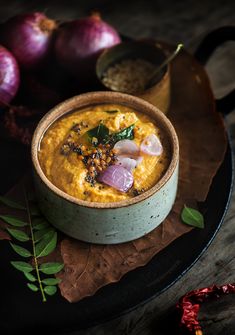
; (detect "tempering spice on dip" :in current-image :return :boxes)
[38,104,170,203]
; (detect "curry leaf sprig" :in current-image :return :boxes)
[0,193,64,302]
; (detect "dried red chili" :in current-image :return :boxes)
[177,283,235,334]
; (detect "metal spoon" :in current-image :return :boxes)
[145,43,184,89]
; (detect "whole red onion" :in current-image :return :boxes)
[1,12,57,70]
[55,13,121,78]
[0,45,20,106]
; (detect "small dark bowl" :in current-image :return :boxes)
[96,40,171,113]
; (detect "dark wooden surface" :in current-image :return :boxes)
[0,1,235,334]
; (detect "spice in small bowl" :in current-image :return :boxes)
[96,41,171,113]
[102,58,157,94]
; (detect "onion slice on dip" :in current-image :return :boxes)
[140,134,163,156]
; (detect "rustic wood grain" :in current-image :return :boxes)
[0,1,235,334]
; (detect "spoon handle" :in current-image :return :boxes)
[147,43,183,88]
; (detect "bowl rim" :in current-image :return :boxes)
[31,91,179,209]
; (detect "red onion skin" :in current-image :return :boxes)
[55,14,121,78]
[1,12,57,70]
[0,45,20,106]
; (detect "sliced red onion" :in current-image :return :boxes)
[115,154,143,171]
[114,139,139,155]
[97,165,133,192]
[140,134,163,156]
[136,156,143,165]
[115,155,138,171]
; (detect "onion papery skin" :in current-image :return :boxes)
[0,45,20,106]
[55,14,121,78]
[1,12,57,70]
[97,165,134,192]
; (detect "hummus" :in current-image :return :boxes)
[38,104,170,202]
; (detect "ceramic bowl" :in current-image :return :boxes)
[31,92,179,244]
[96,40,171,113]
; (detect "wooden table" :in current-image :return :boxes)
[0,1,235,334]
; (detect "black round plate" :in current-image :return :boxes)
[0,131,233,334]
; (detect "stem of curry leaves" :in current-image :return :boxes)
[23,189,47,302]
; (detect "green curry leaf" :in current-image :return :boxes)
[105,124,135,144]
[181,205,204,228]
[24,272,37,282]
[32,217,50,230]
[10,243,32,257]
[11,261,33,273]
[7,228,29,242]
[0,195,25,210]
[42,278,61,285]
[106,110,119,114]
[86,123,109,144]
[34,227,54,243]
[27,283,39,292]
[39,262,64,275]
[0,215,28,227]
[35,231,57,258]
[44,285,57,296]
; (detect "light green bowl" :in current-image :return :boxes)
[31,92,179,244]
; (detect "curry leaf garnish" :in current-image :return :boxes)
[85,123,135,145]
[34,227,54,243]
[35,231,57,258]
[86,123,109,144]
[32,218,50,231]
[10,243,32,257]
[7,228,29,242]
[27,283,39,292]
[106,110,119,114]
[0,192,64,302]
[11,261,33,273]
[0,195,25,210]
[24,272,37,282]
[44,285,57,296]
[42,278,61,285]
[39,262,64,275]
[181,205,204,228]
[0,215,28,227]
[105,124,135,144]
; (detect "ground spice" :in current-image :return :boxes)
[102,58,156,94]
